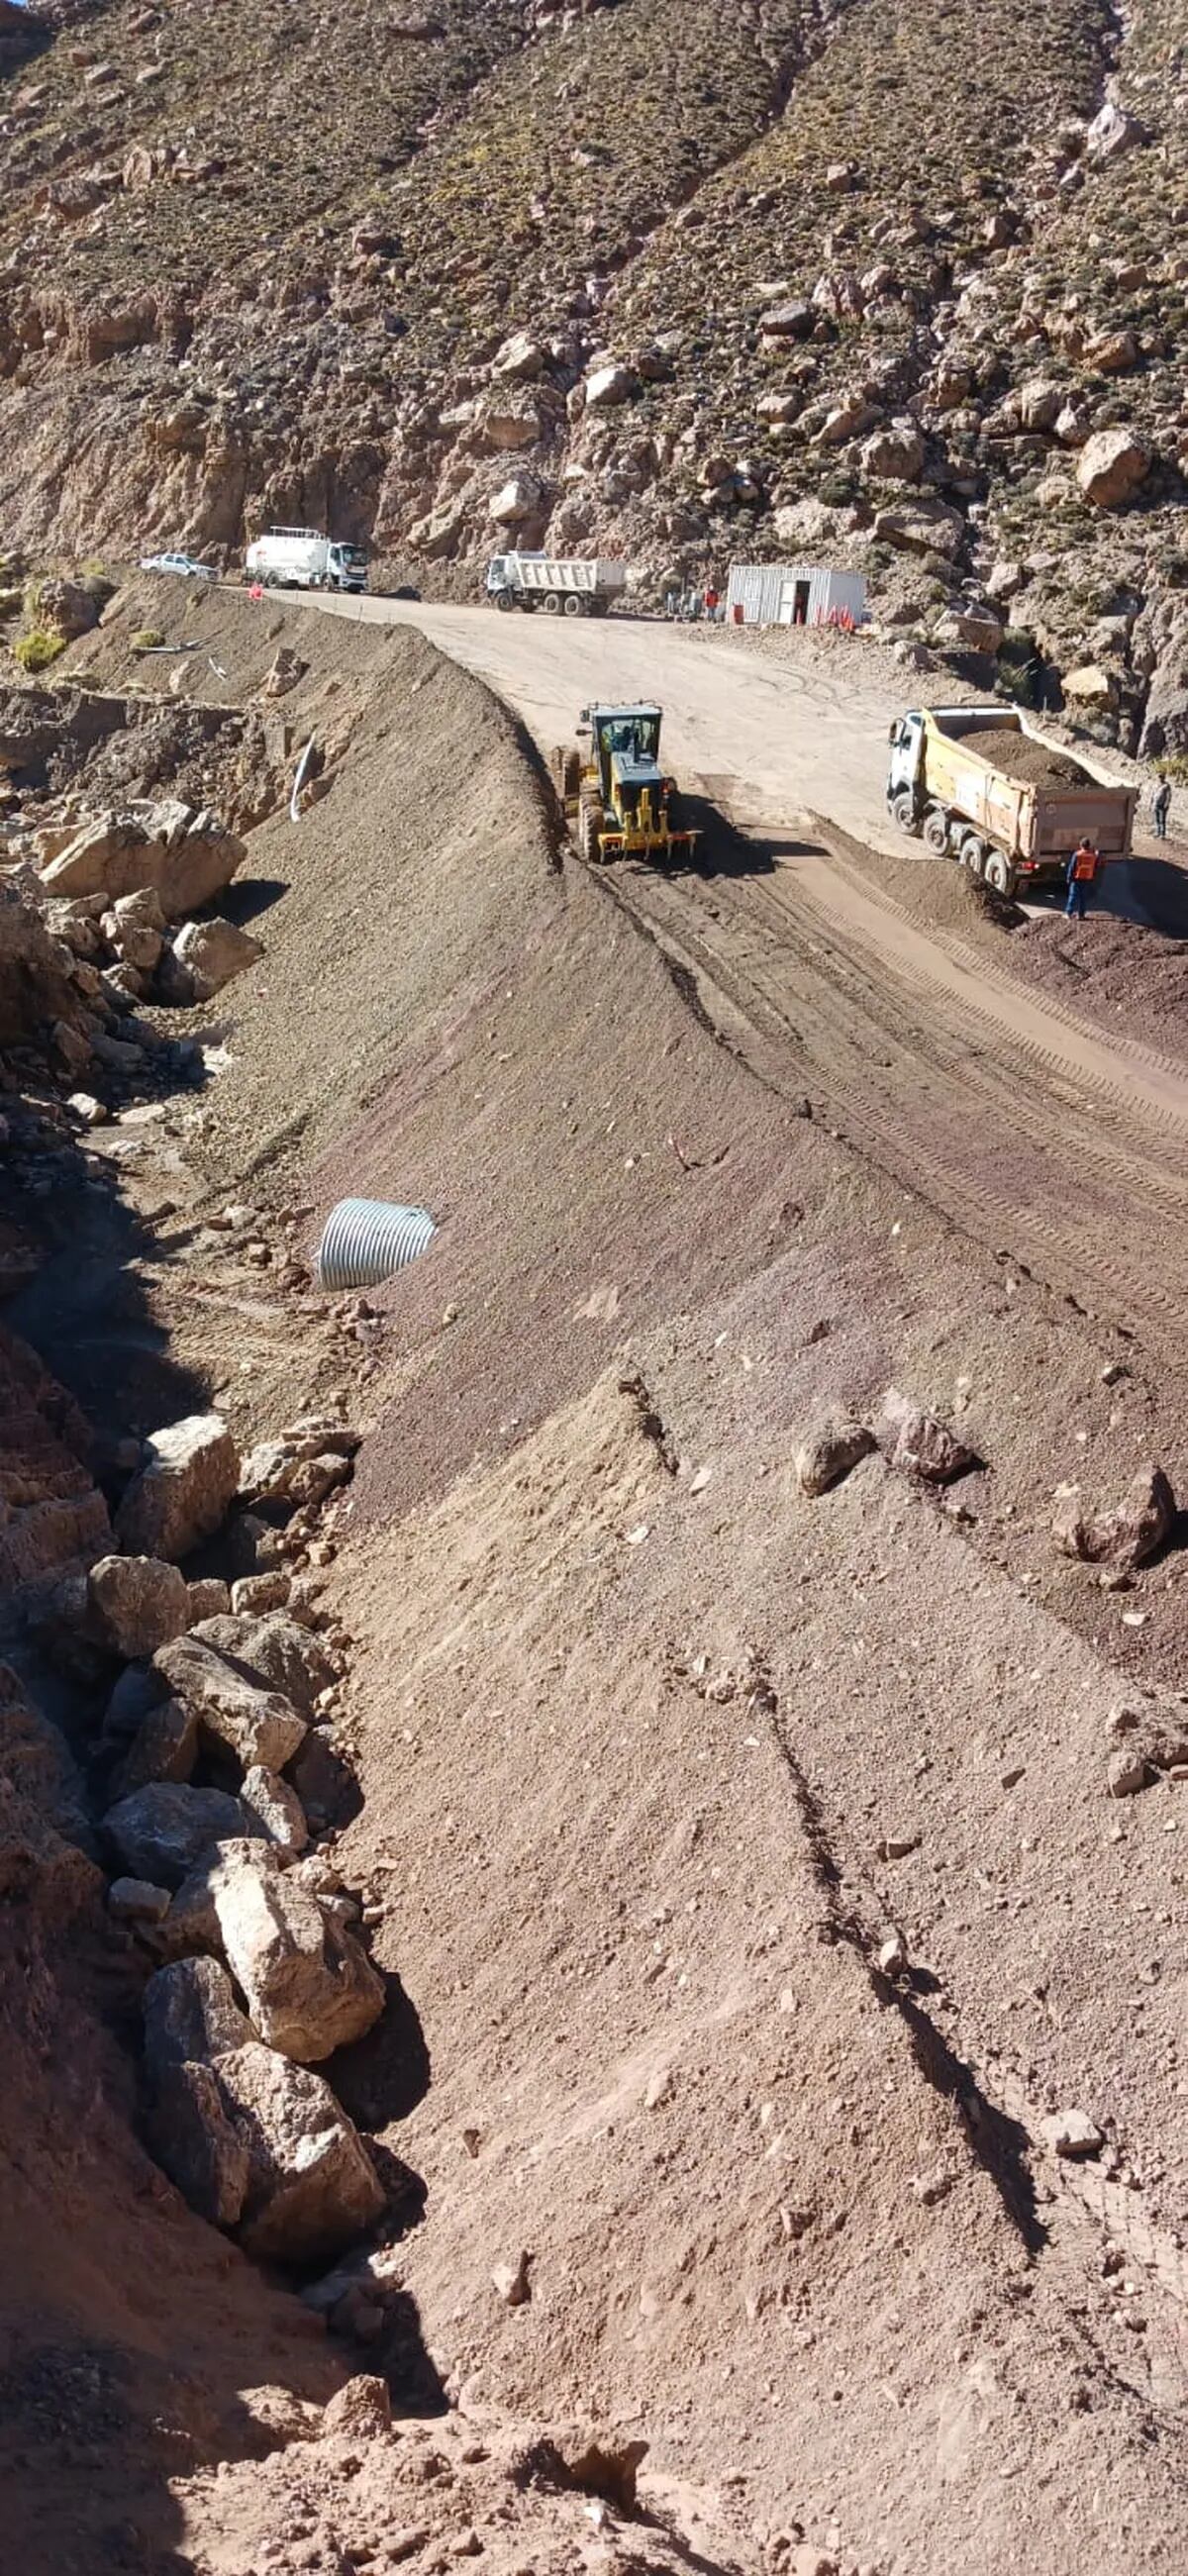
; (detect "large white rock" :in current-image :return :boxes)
[215,2040,386,2261]
[40,803,246,920]
[86,1552,189,1658]
[187,1611,335,1717]
[1076,428,1150,509]
[172,916,263,1001]
[151,1631,307,1772]
[585,362,637,409]
[206,1839,384,2062]
[114,1413,240,1562]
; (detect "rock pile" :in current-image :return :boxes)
[21,1376,392,2269]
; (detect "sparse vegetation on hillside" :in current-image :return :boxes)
[4,0,1188,744]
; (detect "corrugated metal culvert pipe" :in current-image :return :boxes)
[315,1199,436,1292]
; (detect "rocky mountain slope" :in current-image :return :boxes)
[4,0,1188,743]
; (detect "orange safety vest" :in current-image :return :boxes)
[1071,844,1098,882]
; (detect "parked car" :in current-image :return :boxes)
[139,551,214,577]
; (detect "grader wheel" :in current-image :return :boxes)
[548,744,582,807]
[578,792,606,862]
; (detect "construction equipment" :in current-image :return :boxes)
[552,704,698,864]
[486,551,627,616]
[886,705,1137,898]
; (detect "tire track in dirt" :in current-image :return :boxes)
[609,832,1188,1355]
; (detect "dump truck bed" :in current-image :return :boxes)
[924,709,1136,863]
[508,554,627,596]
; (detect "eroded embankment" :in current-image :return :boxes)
[2,587,716,2576]
[5,583,1188,2574]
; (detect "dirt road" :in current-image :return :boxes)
[304,593,1188,1352]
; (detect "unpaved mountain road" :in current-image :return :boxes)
[302,593,1188,1354]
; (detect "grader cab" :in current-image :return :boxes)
[551,703,697,864]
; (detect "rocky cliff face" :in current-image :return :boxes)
[3,0,1188,740]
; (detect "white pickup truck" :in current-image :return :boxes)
[244,528,367,593]
[485,551,627,617]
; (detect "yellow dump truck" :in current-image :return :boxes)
[886,705,1138,898]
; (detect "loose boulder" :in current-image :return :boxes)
[172,916,263,1001]
[152,1631,307,1772]
[86,1552,189,1658]
[205,1839,384,2062]
[112,1695,198,1797]
[874,1388,974,1483]
[143,1954,256,2079]
[215,2040,386,2262]
[103,1781,261,1887]
[860,421,925,483]
[115,1413,240,1561]
[149,2058,250,2227]
[795,1418,875,1497]
[585,361,637,408]
[1052,1462,1174,1569]
[872,497,965,559]
[241,1763,309,1852]
[40,802,247,920]
[1076,429,1150,510]
[187,1612,335,1718]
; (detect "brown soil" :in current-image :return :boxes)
[12,592,1188,2573]
[952,729,1091,788]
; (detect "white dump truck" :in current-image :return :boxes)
[886,705,1138,898]
[485,551,627,616]
[244,528,368,593]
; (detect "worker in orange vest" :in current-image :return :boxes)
[1065,838,1101,920]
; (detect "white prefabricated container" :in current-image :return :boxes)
[726,562,867,629]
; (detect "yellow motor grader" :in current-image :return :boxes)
[551,703,697,863]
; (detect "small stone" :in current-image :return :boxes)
[68,1091,108,1127]
[877,1931,908,1976]
[1107,1747,1150,1799]
[874,1387,973,1483]
[1042,2108,1104,2159]
[492,2250,532,2306]
[322,2374,392,2438]
[794,1417,875,1497]
[879,1832,920,1861]
[644,2067,673,2110]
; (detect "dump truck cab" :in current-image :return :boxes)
[550,703,697,863]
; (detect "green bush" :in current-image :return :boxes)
[131,627,165,649]
[13,627,66,673]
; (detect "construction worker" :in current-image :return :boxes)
[1065,837,1101,920]
[1152,778,1172,840]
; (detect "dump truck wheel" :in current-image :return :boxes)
[923,807,948,854]
[892,791,919,835]
[982,849,1014,896]
[541,593,561,616]
[563,593,584,618]
[494,589,515,611]
[961,834,988,877]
